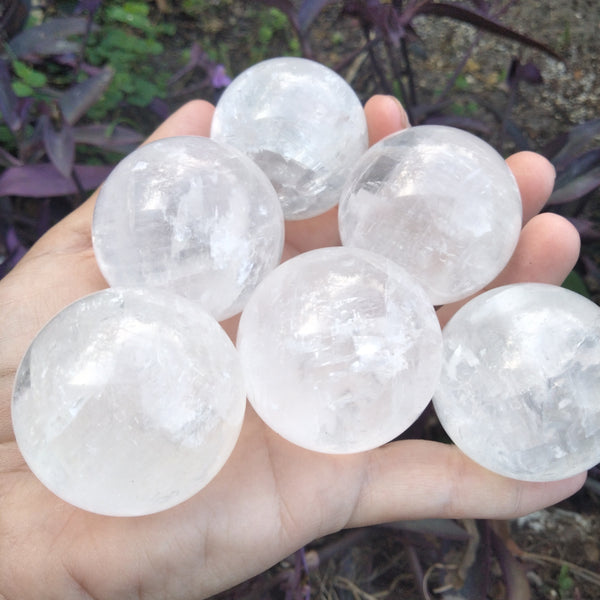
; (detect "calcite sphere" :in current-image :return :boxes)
[236,247,442,454]
[11,288,246,516]
[338,125,522,305]
[92,136,284,321]
[210,57,368,220]
[433,283,600,482]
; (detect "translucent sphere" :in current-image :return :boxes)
[211,57,368,220]
[433,283,600,481]
[92,136,284,321]
[338,125,522,305]
[237,247,442,453]
[12,288,246,516]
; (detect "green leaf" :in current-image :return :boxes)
[562,270,590,298]
[129,79,160,106]
[122,1,150,16]
[12,80,33,97]
[258,25,273,45]
[105,6,153,33]
[12,60,47,88]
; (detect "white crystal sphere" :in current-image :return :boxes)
[11,288,246,516]
[338,125,522,305]
[434,283,600,481]
[92,136,284,321]
[210,57,368,220]
[237,247,442,453]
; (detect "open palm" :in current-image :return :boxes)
[0,97,585,600]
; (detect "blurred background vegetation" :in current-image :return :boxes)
[1,1,599,598]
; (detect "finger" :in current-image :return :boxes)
[347,439,586,527]
[506,151,556,224]
[364,94,410,146]
[285,95,409,256]
[436,212,580,327]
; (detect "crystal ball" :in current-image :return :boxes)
[236,246,443,453]
[210,57,369,220]
[11,288,246,516]
[433,283,600,481]
[338,125,522,305]
[92,136,284,321]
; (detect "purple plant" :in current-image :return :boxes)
[0,6,145,277]
[257,0,561,134]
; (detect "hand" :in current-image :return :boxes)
[0,96,585,600]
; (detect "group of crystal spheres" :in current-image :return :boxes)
[12,57,600,517]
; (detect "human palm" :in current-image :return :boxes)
[0,97,586,600]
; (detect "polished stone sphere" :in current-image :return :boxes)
[433,283,600,481]
[236,246,442,453]
[338,125,522,305]
[92,136,284,321]
[210,57,368,220]
[11,288,246,516]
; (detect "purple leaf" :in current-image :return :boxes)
[298,0,336,33]
[0,0,30,39]
[210,64,231,88]
[75,0,103,14]
[414,3,563,60]
[545,118,600,169]
[517,61,543,84]
[0,163,113,198]
[343,1,406,46]
[169,43,230,89]
[59,67,115,125]
[0,59,21,132]
[0,226,28,279]
[148,98,170,121]
[0,147,22,168]
[567,217,600,242]
[548,148,600,204]
[9,16,90,59]
[41,115,75,179]
[73,124,143,152]
[548,175,600,205]
[507,58,543,86]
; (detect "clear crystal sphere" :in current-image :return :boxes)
[12,288,246,516]
[338,125,522,305]
[236,246,442,453]
[92,136,284,321]
[211,57,368,220]
[433,283,600,481]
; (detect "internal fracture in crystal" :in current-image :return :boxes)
[338,125,522,305]
[236,246,443,453]
[11,288,246,516]
[433,283,600,481]
[92,136,284,321]
[210,57,369,220]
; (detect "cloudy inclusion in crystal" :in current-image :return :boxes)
[433,283,600,481]
[338,125,522,305]
[237,247,442,453]
[211,57,368,220]
[92,136,284,321]
[11,288,246,516]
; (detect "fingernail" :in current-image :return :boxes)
[386,95,410,128]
